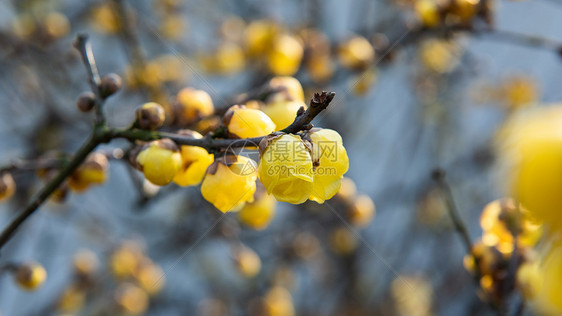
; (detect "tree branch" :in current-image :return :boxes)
[112,91,337,150]
[74,34,105,126]
[431,168,473,255]
[0,134,101,250]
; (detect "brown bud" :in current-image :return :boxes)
[76,91,96,112]
[99,73,122,98]
[136,102,166,130]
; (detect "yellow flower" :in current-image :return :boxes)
[258,134,313,204]
[115,283,149,315]
[415,0,441,28]
[516,261,543,300]
[233,245,261,278]
[501,75,539,110]
[175,88,214,124]
[238,188,276,230]
[480,198,542,253]
[201,155,257,212]
[337,36,375,70]
[419,39,461,74]
[306,129,349,204]
[306,53,335,83]
[267,34,303,76]
[73,249,99,276]
[136,139,182,186]
[68,152,109,192]
[57,284,85,312]
[173,130,214,187]
[0,172,16,201]
[268,76,305,102]
[498,105,562,231]
[91,3,122,34]
[159,14,186,41]
[450,0,480,23]
[330,227,358,255]
[209,41,246,74]
[528,244,562,315]
[337,177,357,200]
[44,12,70,39]
[110,241,144,279]
[262,100,305,131]
[347,195,376,228]
[264,286,295,316]
[244,19,278,57]
[224,105,276,138]
[14,262,47,291]
[135,262,165,296]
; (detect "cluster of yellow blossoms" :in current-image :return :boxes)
[414,0,488,28]
[127,77,350,215]
[486,104,562,314]
[56,242,164,315]
[463,198,542,305]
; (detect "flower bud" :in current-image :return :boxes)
[0,172,16,201]
[136,139,182,186]
[238,187,276,230]
[263,286,295,316]
[480,199,542,253]
[347,195,376,228]
[57,284,85,312]
[73,249,99,277]
[110,241,144,279]
[268,76,304,102]
[136,102,166,130]
[99,73,122,98]
[415,0,441,28]
[262,100,305,131]
[175,88,214,124]
[201,155,258,212]
[336,177,357,201]
[135,261,165,295]
[330,227,358,255]
[233,245,261,278]
[115,283,149,315]
[243,19,278,57]
[258,134,313,204]
[306,128,349,204]
[223,105,276,138]
[14,262,47,291]
[68,152,109,192]
[173,130,214,186]
[76,91,96,112]
[337,36,375,70]
[267,34,303,76]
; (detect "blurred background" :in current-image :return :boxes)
[1,0,562,315]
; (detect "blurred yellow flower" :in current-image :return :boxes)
[498,105,562,231]
[238,190,276,230]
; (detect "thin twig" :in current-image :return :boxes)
[0,135,101,250]
[432,168,473,255]
[73,34,105,126]
[111,91,337,149]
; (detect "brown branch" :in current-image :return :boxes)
[73,34,105,125]
[431,168,473,255]
[112,91,336,150]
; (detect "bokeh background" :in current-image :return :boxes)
[1,0,562,315]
